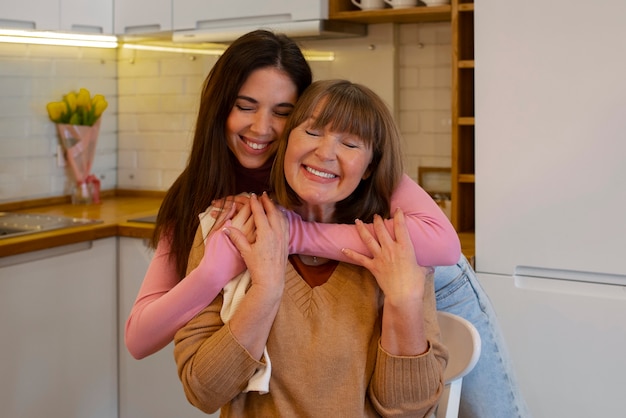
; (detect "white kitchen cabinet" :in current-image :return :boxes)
[118,237,213,418]
[173,0,328,31]
[0,238,118,418]
[0,0,112,33]
[0,0,60,30]
[61,0,113,34]
[114,0,172,35]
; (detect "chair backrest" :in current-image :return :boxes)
[433,311,482,418]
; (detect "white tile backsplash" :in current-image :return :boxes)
[0,21,452,202]
[0,43,117,202]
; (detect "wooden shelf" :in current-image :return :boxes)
[329,1,451,23]
[458,174,475,183]
[458,116,475,125]
[451,0,475,233]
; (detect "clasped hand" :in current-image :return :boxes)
[212,193,289,291]
[342,209,429,303]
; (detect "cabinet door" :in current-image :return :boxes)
[114,0,172,34]
[0,0,60,30]
[118,237,212,418]
[61,0,113,34]
[173,0,327,31]
[0,238,117,418]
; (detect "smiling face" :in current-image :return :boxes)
[284,102,374,222]
[226,67,299,169]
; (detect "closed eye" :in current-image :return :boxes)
[236,104,254,112]
[274,109,292,118]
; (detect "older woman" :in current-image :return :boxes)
[174,80,448,417]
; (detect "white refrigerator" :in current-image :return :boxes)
[474,1,626,417]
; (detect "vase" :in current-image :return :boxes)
[72,181,94,205]
[56,119,102,205]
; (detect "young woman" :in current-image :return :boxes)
[125,29,529,418]
[174,80,447,417]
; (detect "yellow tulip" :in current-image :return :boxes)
[92,95,108,118]
[46,101,66,123]
[76,88,92,110]
[64,92,77,112]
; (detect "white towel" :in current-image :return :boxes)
[199,206,272,394]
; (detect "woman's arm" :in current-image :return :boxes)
[174,294,265,414]
[343,210,447,416]
[175,193,288,413]
[287,174,460,267]
[124,228,245,359]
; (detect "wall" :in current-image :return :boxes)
[0,22,451,202]
[0,43,117,202]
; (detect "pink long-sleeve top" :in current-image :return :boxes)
[125,174,460,359]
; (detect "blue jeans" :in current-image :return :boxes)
[435,255,531,418]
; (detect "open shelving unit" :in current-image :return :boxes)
[451,0,474,233]
[329,0,476,254]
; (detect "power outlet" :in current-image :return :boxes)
[56,145,66,167]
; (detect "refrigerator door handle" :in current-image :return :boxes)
[513,266,626,298]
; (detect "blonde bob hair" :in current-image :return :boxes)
[271,79,404,224]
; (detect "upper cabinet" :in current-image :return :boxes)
[61,0,113,34]
[114,0,172,35]
[0,0,60,31]
[0,0,112,33]
[173,0,327,31]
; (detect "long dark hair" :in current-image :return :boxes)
[272,80,404,224]
[153,30,312,279]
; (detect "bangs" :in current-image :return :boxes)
[310,90,381,149]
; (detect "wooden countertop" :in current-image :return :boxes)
[1,191,476,262]
[0,192,163,257]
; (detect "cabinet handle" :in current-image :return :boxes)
[0,19,36,30]
[123,24,161,34]
[70,24,104,34]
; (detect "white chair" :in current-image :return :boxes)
[432,311,482,418]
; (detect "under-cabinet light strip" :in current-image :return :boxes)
[122,43,335,61]
[0,29,334,61]
[121,43,226,56]
[0,29,118,48]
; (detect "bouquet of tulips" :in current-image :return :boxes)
[47,88,108,204]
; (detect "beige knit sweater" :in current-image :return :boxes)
[175,239,448,418]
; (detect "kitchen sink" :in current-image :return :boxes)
[0,212,102,240]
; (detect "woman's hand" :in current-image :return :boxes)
[341,209,430,356]
[221,192,289,358]
[342,209,428,303]
[223,193,289,294]
[209,194,256,244]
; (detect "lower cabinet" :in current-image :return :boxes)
[0,238,118,418]
[118,237,213,418]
